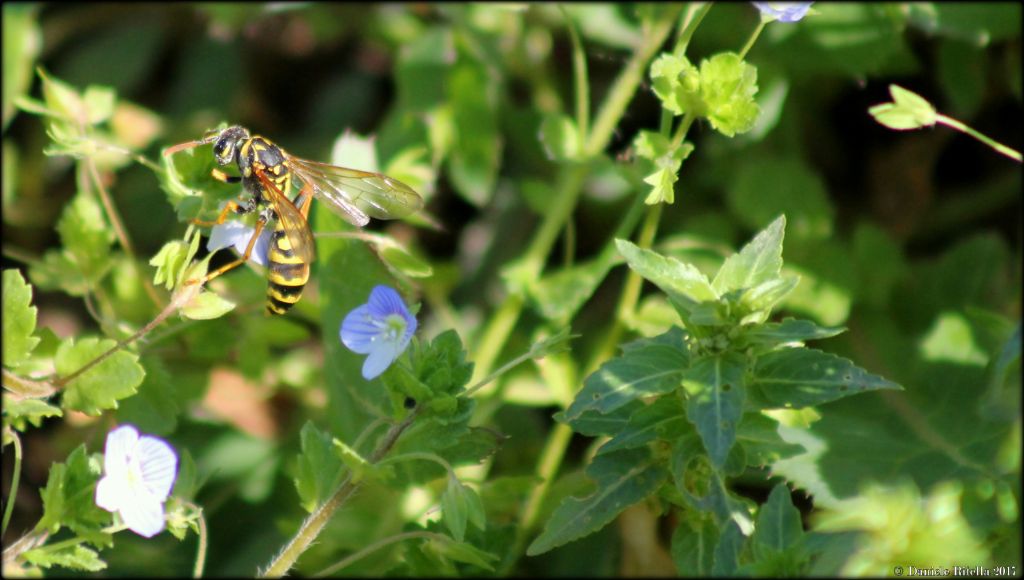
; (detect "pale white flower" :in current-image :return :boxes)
[95,425,178,538]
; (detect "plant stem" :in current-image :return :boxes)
[470,5,682,384]
[259,409,419,577]
[674,2,712,56]
[559,4,590,146]
[739,19,767,59]
[936,114,1022,163]
[2,429,22,538]
[189,503,208,578]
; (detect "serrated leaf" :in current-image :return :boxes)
[293,422,342,513]
[56,337,145,415]
[56,192,115,283]
[682,353,747,469]
[616,239,718,308]
[750,348,902,409]
[3,269,41,367]
[527,448,668,555]
[333,437,392,484]
[564,330,689,420]
[739,318,845,351]
[442,475,486,542]
[712,215,786,295]
[650,53,701,116]
[699,52,760,137]
[597,395,688,456]
[555,399,644,437]
[3,395,62,431]
[35,445,112,547]
[23,544,106,572]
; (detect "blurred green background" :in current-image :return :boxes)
[3,3,1020,576]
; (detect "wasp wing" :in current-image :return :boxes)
[287,157,423,227]
[255,169,316,264]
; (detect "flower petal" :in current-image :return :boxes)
[103,425,140,476]
[119,493,166,538]
[368,285,409,318]
[340,305,381,354]
[362,339,401,380]
[136,436,178,501]
[95,475,127,512]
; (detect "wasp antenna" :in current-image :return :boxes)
[163,140,205,157]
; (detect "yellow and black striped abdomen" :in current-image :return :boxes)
[266,222,310,315]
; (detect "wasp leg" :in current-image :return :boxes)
[188,216,268,286]
[191,199,246,227]
[211,168,242,184]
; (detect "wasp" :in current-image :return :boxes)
[165,125,423,315]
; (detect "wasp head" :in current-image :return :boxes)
[210,125,251,166]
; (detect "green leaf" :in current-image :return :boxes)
[738,318,846,351]
[3,269,41,367]
[538,112,580,161]
[3,4,41,130]
[116,356,178,435]
[597,394,689,456]
[750,348,901,409]
[682,353,747,469]
[735,412,805,467]
[737,275,801,319]
[293,422,344,513]
[23,544,106,572]
[727,157,834,241]
[851,223,905,309]
[530,252,620,322]
[564,329,689,420]
[712,520,745,576]
[868,84,937,130]
[527,448,668,555]
[56,192,115,283]
[430,537,499,571]
[650,53,701,116]
[35,445,112,547]
[616,239,718,308]
[698,52,760,137]
[920,312,988,366]
[670,516,719,576]
[447,49,501,206]
[56,336,146,415]
[379,243,434,278]
[752,484,804,556]
[333,437,393,484]
[555,400,644,437]
[2,395,63,431]
[179,290,236,320]
[712,215,786,295]
[442,475,486,542]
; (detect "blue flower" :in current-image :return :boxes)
[207,219,272,267]
[95,425,178,538]
[752,2,813,23]
[340,285,417,380]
